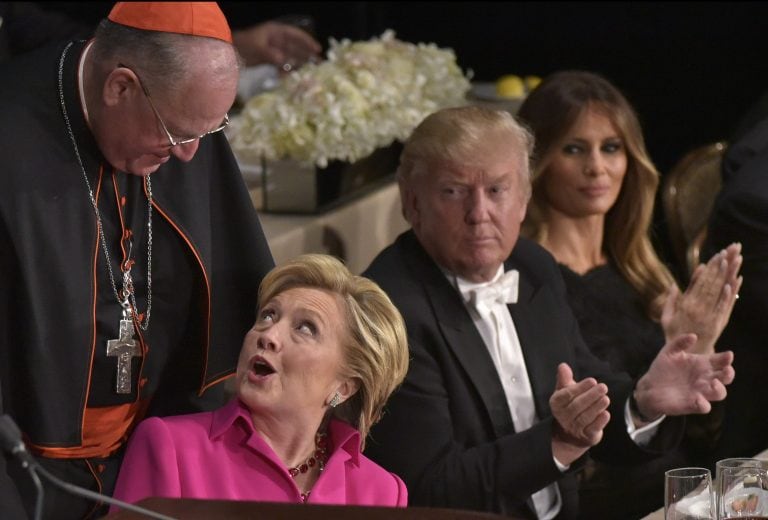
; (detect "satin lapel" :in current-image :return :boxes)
[402,236,514,437]
[507,267,559,419]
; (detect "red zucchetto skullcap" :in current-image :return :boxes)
[108,2,232,43]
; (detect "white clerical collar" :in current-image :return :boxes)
[77,40,95,125]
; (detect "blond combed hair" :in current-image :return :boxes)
[258,254,409,449]
[518,70,675,319]
[397,105,534,209]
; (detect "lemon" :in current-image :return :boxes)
[495,75,525,99]
[525,75,542,92]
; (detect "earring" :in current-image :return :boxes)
[329,392,341,408]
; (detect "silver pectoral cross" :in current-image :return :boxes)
[106,307,141,394]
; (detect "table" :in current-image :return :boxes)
[249,180,409,275]
[111,497,516,519]
[640,448,768,520]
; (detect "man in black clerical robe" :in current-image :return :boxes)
[0,3,274,518]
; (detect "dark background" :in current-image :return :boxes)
[40,1,768,172]
[34,1,768,271]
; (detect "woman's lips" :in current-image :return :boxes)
[579,185,610,197]
[248,355,276,381]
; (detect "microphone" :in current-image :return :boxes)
[0,414,176,520]
[0,414,45,519]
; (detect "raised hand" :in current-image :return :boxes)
[633,333,735,422]
[661,242,743,354]
[549,363,611,465]
[232,21,322,69]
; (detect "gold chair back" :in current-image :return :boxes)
[662,142,727,280]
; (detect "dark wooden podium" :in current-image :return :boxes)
[108,498,518,519]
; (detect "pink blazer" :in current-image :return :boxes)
[111,399,407,507]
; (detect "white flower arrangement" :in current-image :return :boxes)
[228,30,472,168]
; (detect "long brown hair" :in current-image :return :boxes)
[517,70,674,319]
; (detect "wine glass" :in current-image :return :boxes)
[666,467,715,519]
[717,459,768,519]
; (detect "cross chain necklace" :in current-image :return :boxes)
[58,41,152,393]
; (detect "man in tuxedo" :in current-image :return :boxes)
[363,106,735,519]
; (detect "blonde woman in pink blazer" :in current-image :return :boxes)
[112,254,409,507]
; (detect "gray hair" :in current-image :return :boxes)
[91,19,241,94]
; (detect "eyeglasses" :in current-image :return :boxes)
[120,64,229,147]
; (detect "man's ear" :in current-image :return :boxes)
[516,197,528,225]
[103,67,137,107]
[399,180,419,227]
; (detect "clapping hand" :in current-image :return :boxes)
[549,363,611,465]
[661,242,743,354]
[632,333,735,423]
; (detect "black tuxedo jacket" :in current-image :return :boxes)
[363,231,683,519]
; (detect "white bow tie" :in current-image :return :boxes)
[467,269,519,313]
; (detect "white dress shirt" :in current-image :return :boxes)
[452,266,561,520]
[450,265,663,519]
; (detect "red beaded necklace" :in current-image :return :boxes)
[288,431,328,503]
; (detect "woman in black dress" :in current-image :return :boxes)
[517,70,742,519]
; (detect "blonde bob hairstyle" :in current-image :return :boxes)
[396,105,534,220]
[517,70,675,319]
[257,254,409,449]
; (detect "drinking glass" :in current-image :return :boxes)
[717,459,768,519]
[717,459,768,484]
[717,459,768,508]
[666,467,715,519]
